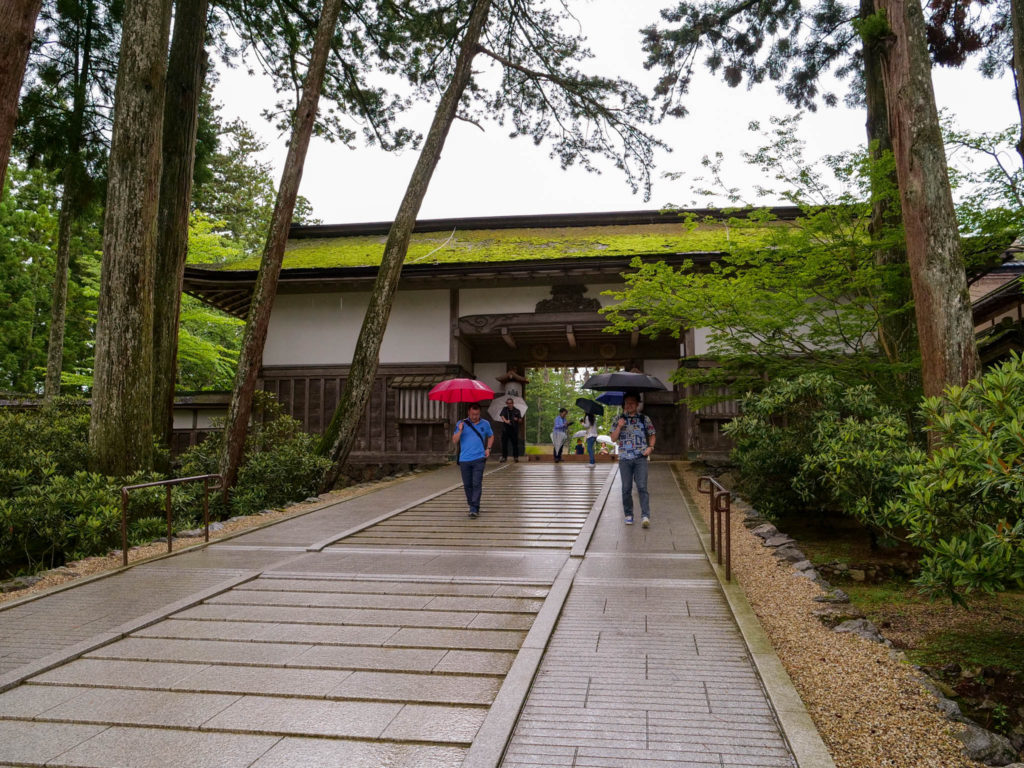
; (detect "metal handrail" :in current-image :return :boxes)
[697,475,732,581]
[119,474,221,567]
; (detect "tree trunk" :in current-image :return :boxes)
[218,0,345,492]
[0,0,42,191]
[88,0,173,475]
[319,0,494,491]
[153,0,210,447]
[861,0,915,374]
[45,0,95,400]
[873,0,978,399]
[1011,0,1024,168]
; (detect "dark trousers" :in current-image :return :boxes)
[459,458,486,513]
[501,427,519,459]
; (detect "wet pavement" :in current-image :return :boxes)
[0,462,809,767]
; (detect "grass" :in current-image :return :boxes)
[216,220,783,271]
[842,582,1024,675]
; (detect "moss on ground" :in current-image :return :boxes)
[219,221,782,271]
[843,583,1024,674]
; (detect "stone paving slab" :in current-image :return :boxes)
[247,736,465,768]
[49,727,281,768]
[500,465,798,768]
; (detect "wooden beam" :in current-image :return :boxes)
[566,324,577,349]
[630,330,640,348]
[501,327,517,349]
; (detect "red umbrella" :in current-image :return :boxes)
[428,378,495,403]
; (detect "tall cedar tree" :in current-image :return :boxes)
[316,0,661,489]
[16,0,121,398]
[88,0,172,474]
[153,0,210,447]
[869,0,979,397]
[218,0,346,492]
[0,0,42,191]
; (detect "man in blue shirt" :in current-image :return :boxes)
[610,393,656,527]
[452,403,494,518]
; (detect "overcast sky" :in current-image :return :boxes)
[213,1,1019,224]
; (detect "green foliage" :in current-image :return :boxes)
[0,399,91,491]
[724,373,917,520]
[884,355,1024,600]
[603,117,919,413]
[178,394,330,517]
[218,220,764,271]
[191,118,319,256]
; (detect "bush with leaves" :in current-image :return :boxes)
[883,355,1024,600]
[177,393,330,518]
[724,373,918,521]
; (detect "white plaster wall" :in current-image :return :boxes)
[460,283,621,316]
[263,290,450,366]
[642,359,678,387]
[172,409,227,430]
[692,327,711,356]
[460,286,551,316]
[472,362,507,396]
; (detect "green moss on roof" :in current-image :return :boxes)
[220,221,781,271]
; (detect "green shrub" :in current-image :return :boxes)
[724,373,910,518]
[884,355,1024,600]
[0,398,91,479]
[177,393,330,518]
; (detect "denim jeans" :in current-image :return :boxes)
[459,458,486,513]
[586,436,597,465]
[618,456,650,518]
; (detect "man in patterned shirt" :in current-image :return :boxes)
[610,392,656,527]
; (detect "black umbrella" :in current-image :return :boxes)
[575,397,604,416]
[582,371,668,392]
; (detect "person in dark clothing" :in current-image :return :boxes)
[499,397,522,462]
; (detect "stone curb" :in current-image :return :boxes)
[671,463,838,768]
[570,465,617,558]
[0,466,446,615]
[461,465,614,767]
[0,571,261,694]
[461,557,582,768]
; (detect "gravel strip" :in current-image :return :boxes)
[676,463,979,768]
[0,473,421,606]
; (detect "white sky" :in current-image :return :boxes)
[214,1,1019,224]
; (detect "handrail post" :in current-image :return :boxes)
[699,475,733,582]
[203,477,210,543]
[716,491,723,566]
[120,487,129,567]
[724,491,732,582]
[165,486,173,553]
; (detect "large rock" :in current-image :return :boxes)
[814,588,851,604]
[834,619,891,646]
[813,603,866,627]
[750,523,778,540]
[953,720,1019,765]
[773,545,807,563]
[763,534,796,547]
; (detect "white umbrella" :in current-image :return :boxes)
[551,430,567,452]
[596,435,614,444]
[571,429,588,439]
[488,395,528,422]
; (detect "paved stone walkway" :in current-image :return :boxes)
[0,462,808,768]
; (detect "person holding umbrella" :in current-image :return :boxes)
[452,403,493,518]
[576,397,603,469]
[499,397,523,463]
[610,392,656,527]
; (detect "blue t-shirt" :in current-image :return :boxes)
[454,418,493,462]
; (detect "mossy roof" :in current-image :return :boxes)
[219,220,783,271]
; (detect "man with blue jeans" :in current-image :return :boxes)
[610,393,656,527]
[452,404,493,518]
